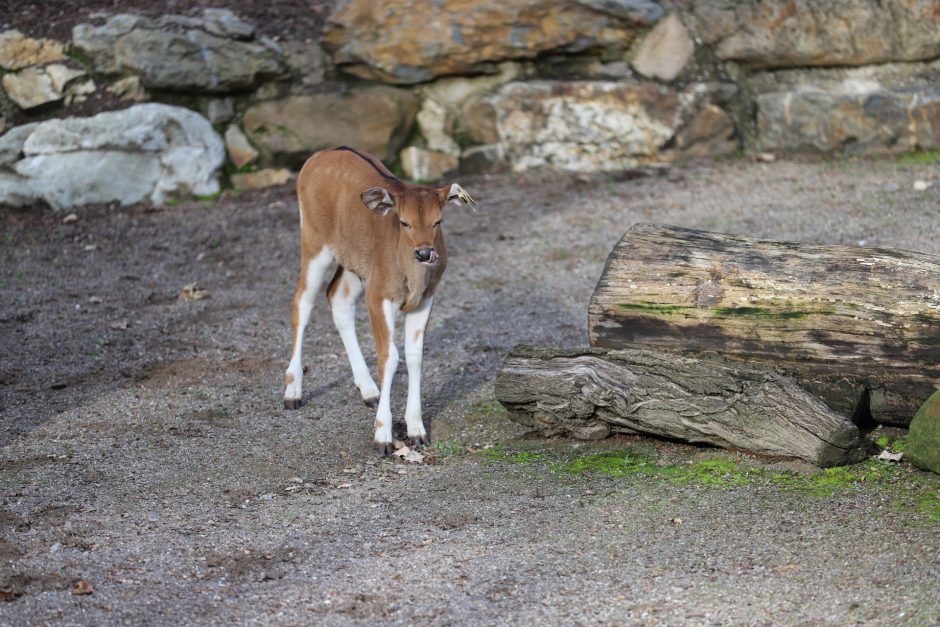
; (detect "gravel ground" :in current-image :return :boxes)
[1,157,939,625]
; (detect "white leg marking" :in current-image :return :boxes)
[284,246,333,403]
[374,299,398,446]
[330,271,379,402]
[404,297,433,439]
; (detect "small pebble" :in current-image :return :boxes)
[913,180,930,191]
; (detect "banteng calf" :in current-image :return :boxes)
[282,146,475,455]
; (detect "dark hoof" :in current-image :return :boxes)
[283,398,302,410]
[363,396,379,409]
[411,435,430,449]
[375,443,394,457]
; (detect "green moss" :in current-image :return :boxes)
[618,302,695,315]
[481,448,545,464]
[894,150,940,166]
[874,434,906,453]
[558,451,764,487]
[194,192,221,203]
[433,439,465,459]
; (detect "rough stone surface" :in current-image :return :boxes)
[230,167,292,191]
[204,98,235,124]
[693,0,940,69]
[72,12,286,92]
[242,87,417,165]
[0,122,39,167]
[282,40,329,86]
[107,76,147,102]
[632,13,694,82]
[906,390,940,474]
[0,29,66,70]
[757,86,940,154]
[324,0,661,84]
[0,104,224,208]
[487,80,720,171]
[2,64,85,110]
[224,124,259,168]
[675,103,737,158]
[400,146,458,182]
[419,63,521,151]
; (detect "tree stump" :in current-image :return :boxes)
[588,224,940,426]
[496,345,867,467]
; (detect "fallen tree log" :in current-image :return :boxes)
[495,345,867,467]
[588,224,940,426]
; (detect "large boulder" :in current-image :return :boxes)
[754,62,940,154]
[0,104,224,209]
[72,10,286,92]
[484,80,735,172]
[693,0,940,69]
[323,0,663,84]
[242,86,417,166]
[906,390,940,475]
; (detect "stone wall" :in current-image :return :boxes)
[1,1,938,208]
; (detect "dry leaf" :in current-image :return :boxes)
[392,446,411,458]
[670,517,684,526]
[180,283,209,301]
[405,449,425,464]
[71,580,93,595]
[62,213,78,224]
[88,296,103,304]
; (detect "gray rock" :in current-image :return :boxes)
[573,0,664,23]
[204,98,235,124]
[242,87,417,165]
[282,41,328,86]
[200,8,255,40]
[0,122,39,166]
[693,0,940,69]
[758,83,940,154]
[72,15,151,73]
[0,104,224,209]
[72,13,286,93]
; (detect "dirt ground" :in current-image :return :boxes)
[1,157,939,625]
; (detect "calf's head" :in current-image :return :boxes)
[361,183,476,266]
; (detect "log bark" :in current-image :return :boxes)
[496,345,867,467]
[588,224,940,426]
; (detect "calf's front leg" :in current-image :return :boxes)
[404,297,433,446]
[368,296,399,455]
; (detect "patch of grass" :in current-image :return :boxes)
[894,150,940,166]
[433,439,465,460]
[194,191,221,202]
[557,450,762,487]
[482,447,545,464]
[874,434,906,453]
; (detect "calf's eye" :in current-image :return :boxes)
[399,220,412,229]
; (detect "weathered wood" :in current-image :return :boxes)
[588,224,940,426]
[496,345,867,467]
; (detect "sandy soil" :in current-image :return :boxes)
[1,157,939,625]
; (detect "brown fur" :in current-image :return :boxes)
[292,147,452,385]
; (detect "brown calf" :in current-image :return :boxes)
[283,146,475,455]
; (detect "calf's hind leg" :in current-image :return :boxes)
[283,246,334,409]
[327,267,380,407]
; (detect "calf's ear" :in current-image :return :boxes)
[361,187,395,215]
[444,183,477,210]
